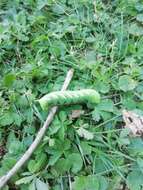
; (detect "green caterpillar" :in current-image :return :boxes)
[38,89,100,110]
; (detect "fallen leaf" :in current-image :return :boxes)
[122,109,143,136]
[69,110,84,120]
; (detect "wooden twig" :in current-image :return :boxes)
[0,69,74,189]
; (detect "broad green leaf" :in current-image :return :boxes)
[52,4,66,14]
[54,153,83,174]
[86,176,99,190]
[100,111,112,121]
[72,175,99,190]
[29,181,36,190]
[54,158,71,174]
[16,95,29,108]
[122,95,137,109]
[118,75,137,91]
[58,125,65,141]
[129,23,143,36]
[137,157,143,172]
[80,141,92,155]
[128,137,143,155]
[37,0,49,9]
[72,176,86,190]
[92,109,101,121]
[16,175,35,185]
[12,113,22,126]
[135,3,143,12]
[127,171,143,190]
[8,140,25,155]
[6,131,16,149]
[48,151,62,166]
[97,99,114,112]
[36,179,49,190]
[49,117,61,135]
[94,80,110,94]
[99,82,110,94]
[58,111,67,122]
[24,108,33,124]
[28,153,47,173]
[49,41,66,57]
[28,160,36,173]
[94,160,106,174]
[136,14,143,23]
[0,112,14,126]
[119,137,130,146]
[99,176,108,190]
[1,157,17,171]
[68,153,83,173]
[3,73,16,87]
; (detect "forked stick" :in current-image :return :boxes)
[0,69,74,189]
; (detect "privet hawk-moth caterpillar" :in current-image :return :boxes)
[38,89,100,110]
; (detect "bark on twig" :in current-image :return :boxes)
[0,69,74,189]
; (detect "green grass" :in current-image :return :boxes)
[1,0,143,190]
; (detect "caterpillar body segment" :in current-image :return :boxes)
[38,89,100,110]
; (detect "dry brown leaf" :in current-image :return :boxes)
[69,110,84,119]
[122,109,143,136]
